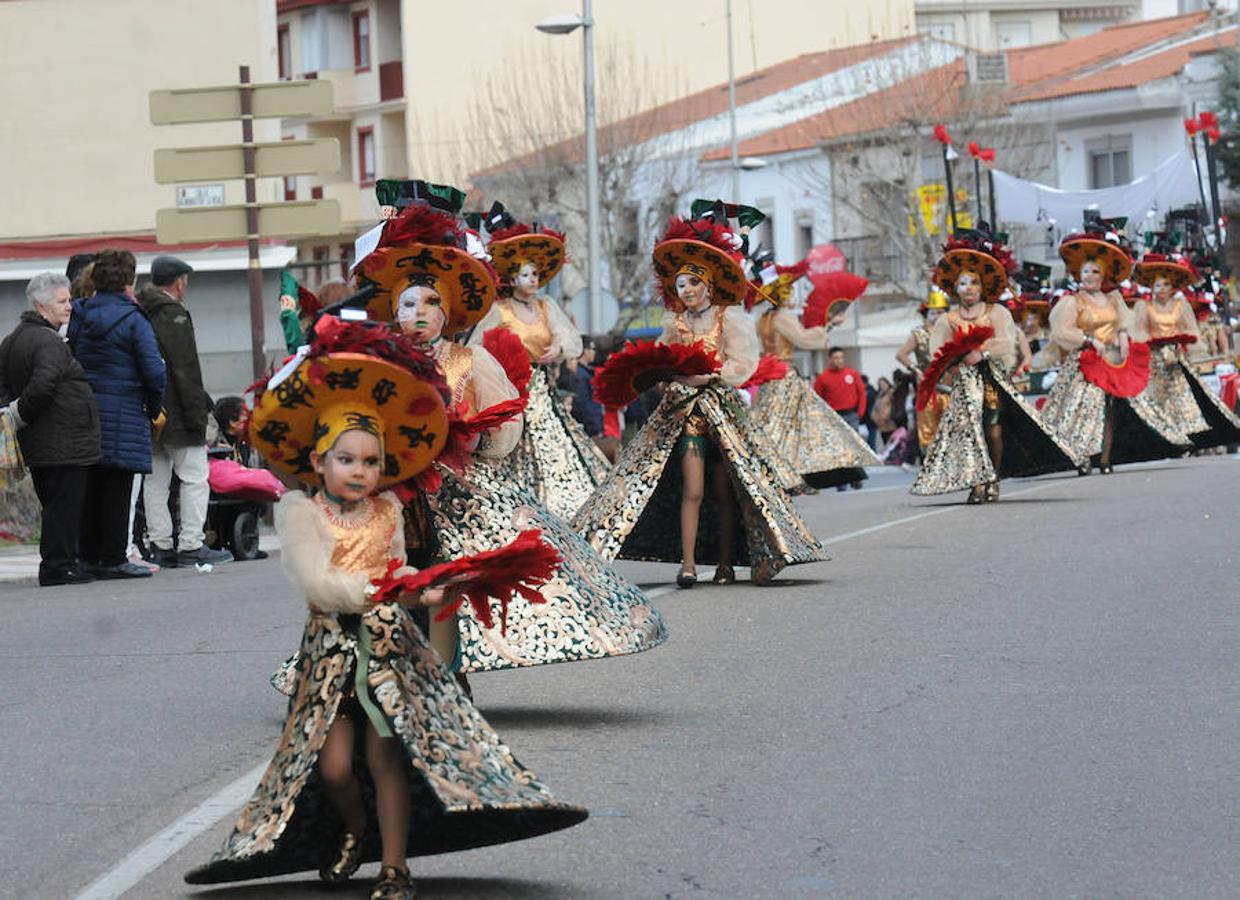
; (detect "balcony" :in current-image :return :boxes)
[831,235,911,287]
[379,60,403,102]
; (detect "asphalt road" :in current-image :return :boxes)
[2,459,1237,899]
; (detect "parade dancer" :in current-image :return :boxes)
[574,211,826,587]
[749,259,880,488]
[185,326,585,899]
[896,288,949,450]
[1130,248,1240,449]
[1040,221,1192,473]
[467,204,610,520]
[911,228,1079,503]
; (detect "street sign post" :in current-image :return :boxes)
[150,68,340,379]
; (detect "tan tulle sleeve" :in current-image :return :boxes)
[1129,300,1152,342]
[468,345,522,459]
[984,304,1019,370]
[543,297,583,361]
[657,310,679,345]
[927,312,954,356]
[274,491,372,614]
[1176,298,1200,338]
[1049,294,1086,351]
[1114,293,1135,336]
[719,306,760,386]
[465,304,503,348]
[773,309,830,350]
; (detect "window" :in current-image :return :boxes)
[794,213,814,259]
[283,176,297,202]
[1087,134,1132,189]
[921,21,955,42]
[995,20,1033,49]
[311,185,324,199]
[277,24,291,79]
[339,243,354,280]
[352,11,371,71]
[357,127,375,185]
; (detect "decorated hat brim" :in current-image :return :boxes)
[362,244,495,335]
[489,234,567,288]
[1133,261,1195,289]
[250,352,449,489]
[653,238,747,308]
[1059,238,1133,283]
[934,248,1008,303]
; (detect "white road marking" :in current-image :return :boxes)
[73,761,267,900]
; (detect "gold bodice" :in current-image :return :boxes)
[1145,301,1181,339]
[756,309,794,361]
[672,308,725,356]
[435,340,478,413]
[946,305,993,335]
[911,325,932,369]
[497,297,552,361]
[1075,293,1122,344]
[320,494,399,581]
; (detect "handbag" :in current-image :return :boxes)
[0,407,26,486]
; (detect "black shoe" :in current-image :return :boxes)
[711,565,736,585]
[177,545,234,566]
[1077,463,1091,476]
[319,832,363,884]
[150,546,181,568]
[1099,463,1113,475]
[370,865,415,900]
[92,561,154,579]
[676,567,697,589]
[38,567,96,586]
[850,481,863,490]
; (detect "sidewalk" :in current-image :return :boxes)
[0,535,282,586]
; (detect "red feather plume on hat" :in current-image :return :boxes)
[488,221,568,245]
[376,201,465,251]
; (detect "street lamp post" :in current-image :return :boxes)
[536,2,602,334]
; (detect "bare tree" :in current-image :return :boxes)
[447,39,702,332]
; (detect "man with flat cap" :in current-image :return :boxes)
[138,256,232,567]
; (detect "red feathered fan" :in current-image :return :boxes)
[742,355,789,389]
[369,529,561,635]
[915,325,994,410]
[802,272,869,328]
[1078,342,1151,397]
[592,340,720,407]
[1147,334,1198,350]
[376,201,464,251]
[483,327,533,396]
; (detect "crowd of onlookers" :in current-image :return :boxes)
[0,250,237,586]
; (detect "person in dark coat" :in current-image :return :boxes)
[137,256,231,567]
[67,249,165,579]
[0,272,102,585]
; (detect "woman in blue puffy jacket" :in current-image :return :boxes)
[68,249,166,579]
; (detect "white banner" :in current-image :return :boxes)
[992,147,1201,227]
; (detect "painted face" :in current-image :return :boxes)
[676,272,711,311]
[38,285,72,328]
[1152,276,1173,302]
[513,262,540,297]
[1080,260,1104,291]
[312,428,383,503]
[396,284,446,343]
[926,308,942,325]
[955,271,982,305]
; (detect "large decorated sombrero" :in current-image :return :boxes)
[1132,252,1198,290]
[1059,217,1133,285]
[483,202,567,288]
[933,228,1016,304]
[249,319,450,489]
[652,215,748,309]
[358,202,497,335]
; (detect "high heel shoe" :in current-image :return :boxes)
[711,565,736,585]
[676,567,697,589]
[320,831,363,883]
[371,865,416,900]
[1099,463,1113,475]
[984,480,999,502]
[1077,463,1091,477]
[966,484,986,504]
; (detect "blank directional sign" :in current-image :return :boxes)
[150,79,333,125]
[156,200,342,244]
[154,139,340,183]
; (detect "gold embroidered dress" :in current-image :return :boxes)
[1131,297,1240,448]
[910,323,950,448]
[468,297,610,519]
[911,304,1079,496]
[1039,292,1192,463]
[187,491,585,886]
[573,305,826,577]
[749,307,880,487]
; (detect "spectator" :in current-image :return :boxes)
[68,249,165,579]
[871,376,896,446]
[138,256,232,568]
[813,347,867,490]
[569,337,602,433]
[0,273,101,585]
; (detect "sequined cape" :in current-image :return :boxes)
[1144,346,1240,449]
[502,365,610,520]
[1039,349,1193,464]
[572,382,827,575]
[750,369,880,488]
[188,506,585,885]
[911,358,1080,495]
[430,458,667,671]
